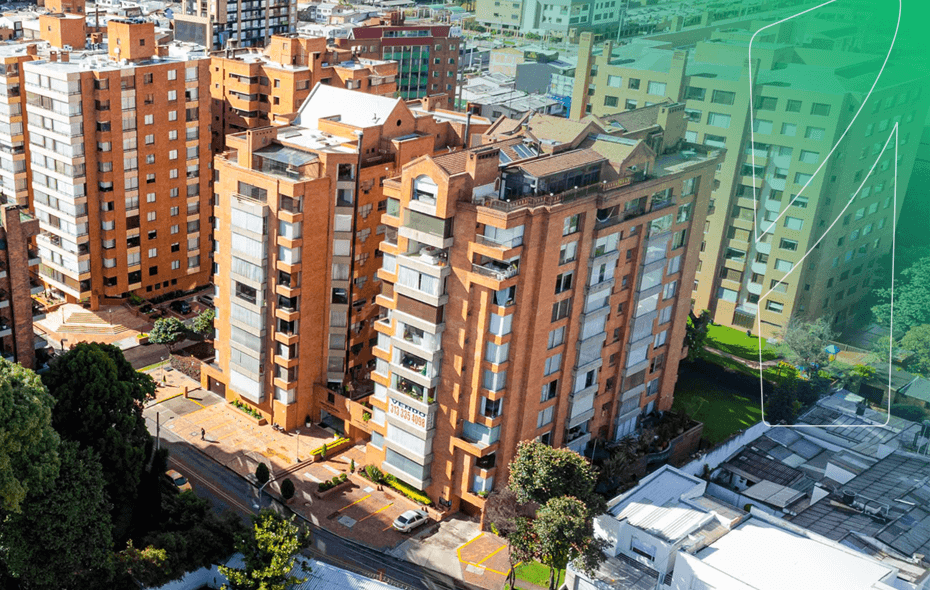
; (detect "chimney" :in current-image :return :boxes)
[61,51,69,62]
[465,147,499,187]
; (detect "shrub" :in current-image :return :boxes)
[321,443,327,459]
[339,473,348,483]
[362,412,372,422]
[231,399,262,420]
[318,481,332,492]
[364,465,384,483]
[129,294,145,305]
[350,459,355,472]
[255,462,270,486]
[280,478,295,500]
[382,473,432,506]
[892,404,927,422]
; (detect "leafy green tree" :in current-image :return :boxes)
[765,375,802,425]
[0,359,60,514]
[779,316,835,370]
[149,317,186,352]
[510,497,607,590]
[219,509,310,590]
[192,309,216,337]
[873,256,930,335]
[685,310,711,361]
[486,488,526,589]
[901,324,930,375]
[116,542,171,588]
[0,441,114,589]
[255,463,270,486]
[837,364,877,393]
[41,342,156,539]
[131,487,244,586]
[508,441,605,515]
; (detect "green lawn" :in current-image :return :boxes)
[706,324,781,362]
[674,361,764,444]
[505,562,565,589]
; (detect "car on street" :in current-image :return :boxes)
[197,294,214,307]
[169,300,192,315]
[166,469,192,493]
[392,509,428,533]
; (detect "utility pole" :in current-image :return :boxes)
[156,412,161,451]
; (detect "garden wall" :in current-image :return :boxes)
[676,421,770,477]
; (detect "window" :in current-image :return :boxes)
[774,258,793,272]
[548,327,565,349]
[628,78,640,89]
[662,280,677,300]
[654,330,667,349]
[559,241,577,264]
[551,298,572,322]
[671,229,687,250]
[755,96,777,110]
[753,119,773,134]
[541,380,559,402]
[144,114,153,125]
[766,300,784,313]
[811,102,831,116]
[667,255,681,275]
[805,126,825,140]
[607,75,622,88]
[707,112,731,128]
[776,238,799,252]
[786,99,802,112]
[537,406,554,428]
[781,122,797,136]
[784,216,804,230]
[647,81,666,96]
[711,90,735,105]
[684,108,702,123]
[685,86,705,100]
[799,150,820,164]
[562,214,579,235]
[555,271,573,294]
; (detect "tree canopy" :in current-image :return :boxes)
[150,317,187,351]
[41,342,155,538]
[0,440,114,589]
[192,309,216,337]
[901,324,930,375]
[507,441,605,515]
[872,255,930,335]
[219,509,310,590]
[0,359,60,514]
[510,497,607,590]
[779,317,835,370]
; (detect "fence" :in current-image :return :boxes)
[676,421,770,477]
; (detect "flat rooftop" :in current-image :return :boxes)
[694,517,897,590]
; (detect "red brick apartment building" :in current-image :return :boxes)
[210,34,399,151]
[204,85,490,431]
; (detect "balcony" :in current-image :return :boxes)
[472,260,519,281]
[32,301,46,321]
[29,278,43,295]
[474,177,632,213]
[27,248,39,266]
[393,376,435,405]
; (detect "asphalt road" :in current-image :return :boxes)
[145,414,476,590]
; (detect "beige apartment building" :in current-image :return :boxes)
[371,106,720,511]
[570,22,930,336]
[174,0,295,50]
[204,85,489,431]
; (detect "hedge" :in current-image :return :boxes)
[310,437,349,456]
[231,399,262,420]
[358,464,432,506]
[318,473,349,492]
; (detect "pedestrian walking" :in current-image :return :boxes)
[201,428,205,441]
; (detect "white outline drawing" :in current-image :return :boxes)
[744,0,902,428]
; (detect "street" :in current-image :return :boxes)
[145,414,477,590]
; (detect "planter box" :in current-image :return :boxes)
[137,336,149,345]
[312,479,351,499]
[230,404,267,426]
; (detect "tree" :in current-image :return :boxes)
[255,463,270,486]
[115,542,171,588]
[0,441,115,589]
[149,317,186,352]
[485,488,528,589]
[280,478,295,501]
[192,309,216,337]
[685,310,711,361]
[892,404,927,422]
[901,324,930,374]
[873,256,930,335]
[41,342,156,539]
[510,497,607,590]
[508,441,605,515]
[0,359,60,514]
[779,316,835,370]
[837,364,877,393]
[765,375,802,425]
[219,509,310,590]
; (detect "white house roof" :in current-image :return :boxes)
[695,518,897,590]
[616,502,714,543]
[294,83,401,130]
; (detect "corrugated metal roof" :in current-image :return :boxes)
[617,502,713,542]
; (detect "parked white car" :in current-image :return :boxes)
[392,509,429,533]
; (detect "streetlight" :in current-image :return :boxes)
[253,478,273,510]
